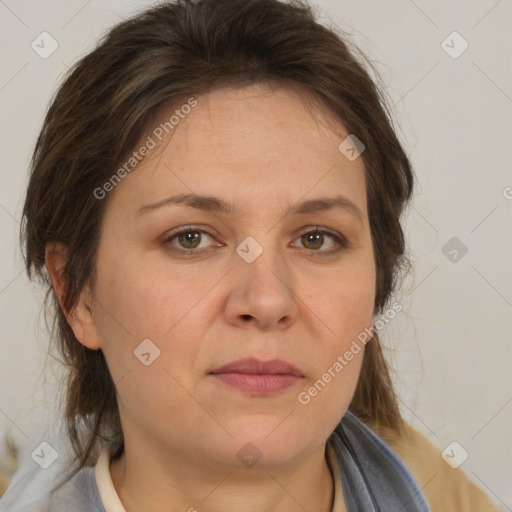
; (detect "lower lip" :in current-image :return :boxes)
[211,373,301,395]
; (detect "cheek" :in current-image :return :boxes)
[92,263,207,435]
[93,259,220,385]
[333,281,375,338]
[96,258,206,339]
[295,266,373,424]
[311,261,376,349]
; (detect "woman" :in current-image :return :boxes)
[0,0,497,510]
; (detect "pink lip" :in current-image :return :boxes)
[209,357,304,395]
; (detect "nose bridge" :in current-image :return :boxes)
[227,231,299,329]
[238,231,289,290]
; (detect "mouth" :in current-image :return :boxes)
[209,357,304,396]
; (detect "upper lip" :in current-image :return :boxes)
[210,357,303,377]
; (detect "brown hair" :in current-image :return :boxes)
[20,0,413,490]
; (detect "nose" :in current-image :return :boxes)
[224,244,300,331]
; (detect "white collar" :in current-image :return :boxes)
[95,445,126,512]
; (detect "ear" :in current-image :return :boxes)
[45,242,101,350]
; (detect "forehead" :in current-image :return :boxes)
[171,82,348,153]
[107,83,367,219]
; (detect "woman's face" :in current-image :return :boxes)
[75,83,376,469]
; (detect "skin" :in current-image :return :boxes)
[46,82,376,512]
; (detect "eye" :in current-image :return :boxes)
[163,226,348,256]
[292,227,347,255]
[163,227,220,255]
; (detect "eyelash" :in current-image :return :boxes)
[163,226,348,256]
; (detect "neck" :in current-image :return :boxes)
[109,439,334,512]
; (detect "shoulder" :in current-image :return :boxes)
[0,457,103,512]
[373,421,498,512]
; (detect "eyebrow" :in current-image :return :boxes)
[137,193,364,224]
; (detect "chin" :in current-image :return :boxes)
[208,415,315,469]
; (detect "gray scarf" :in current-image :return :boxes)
[330,411,431,511]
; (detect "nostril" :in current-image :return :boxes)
[241,314,252,322]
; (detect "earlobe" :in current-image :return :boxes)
[72,286,102,350]
[45,242,101,350]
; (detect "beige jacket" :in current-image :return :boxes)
[376,422,498,512]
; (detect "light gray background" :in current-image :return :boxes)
[0,0,511,508]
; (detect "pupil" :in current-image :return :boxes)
[305,233,322,249]
[180,231,200,248]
